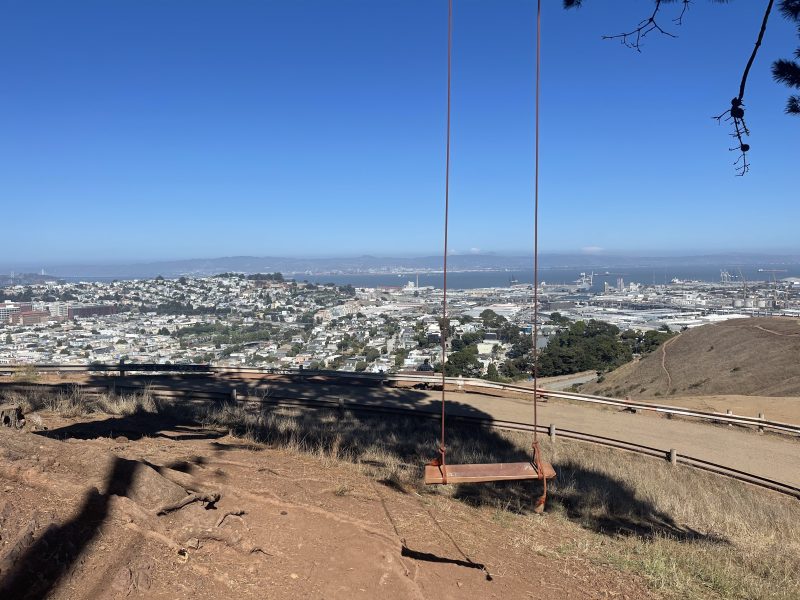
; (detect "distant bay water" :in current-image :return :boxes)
[301,265,800,291]
[45,264,800,291]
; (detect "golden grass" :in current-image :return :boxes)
[583,317,800,399]
[7,385,160,417]
[9,364,40,383]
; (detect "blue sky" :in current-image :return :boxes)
[1,0,797,264]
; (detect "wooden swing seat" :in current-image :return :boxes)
[424,460,556,485]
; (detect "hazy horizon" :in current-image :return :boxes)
[4,249,800,279]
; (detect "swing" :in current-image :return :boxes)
[424,0,555,510]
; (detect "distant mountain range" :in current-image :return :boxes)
[3,253,800,280]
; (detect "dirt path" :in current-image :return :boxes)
[437,391,800,487]
[660,334,679,389]
[515,371,598,391]
[0,426,657,599]
[751,324,800,337]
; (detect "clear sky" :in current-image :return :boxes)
[1,0,797,264]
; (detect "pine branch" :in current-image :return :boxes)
[600,0,684,52]
[773,58,800,87]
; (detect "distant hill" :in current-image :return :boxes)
[582,317,800,399]
[4,252,800,279]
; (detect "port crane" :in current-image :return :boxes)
[759,269,788,308]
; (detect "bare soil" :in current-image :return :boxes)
[0,414,657,600]
[646,394,800,424]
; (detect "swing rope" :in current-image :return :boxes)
[436,0,453,484]
[531,0,547,512]
[433,0,548,507]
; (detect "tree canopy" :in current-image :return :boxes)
[536,320,633,377]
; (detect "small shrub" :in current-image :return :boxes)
[11,364,40,383]
[334,484,353,497]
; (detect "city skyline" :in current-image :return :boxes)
[2,1,798,262]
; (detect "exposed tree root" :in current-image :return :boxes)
[156,491,220,516]
[215,509,246,528]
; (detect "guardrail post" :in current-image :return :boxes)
[758,412,765,433]
[457,375,464,391]
[726,409,733,426]
[549,424,556,442]
[231,389,237,402]
[668,448,677,465]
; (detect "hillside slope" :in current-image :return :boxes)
[582,317,800,399]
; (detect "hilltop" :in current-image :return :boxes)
[583,317,800,400]
[1,397,798,600]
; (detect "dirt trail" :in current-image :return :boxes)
[751,324,800,337]
[0,425,656,599]
[660,335,679,389]
[433,390,800,487]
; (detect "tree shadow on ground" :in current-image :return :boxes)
[190,395,724,544]
[37,412,225,442]
[22,373,724,546]
[0,457,140,600]
[451,459,724,542]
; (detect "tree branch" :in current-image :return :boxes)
[566,0,786,175]
[713,0,776,176]
[602,0,682,51]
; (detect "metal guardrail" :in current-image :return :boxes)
[2,363,798,435]
[1,378,798,499]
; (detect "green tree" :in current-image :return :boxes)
[480,309,506,329]
[486,362,500,382]
[438,346,483,378]
[621,328,675,355]
[536,320,633,377]
[394,348,408,368]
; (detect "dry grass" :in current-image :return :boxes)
[5,386,161,418]
[201,401,800,600]
[583,317,800,399]
[9,364,41,383]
